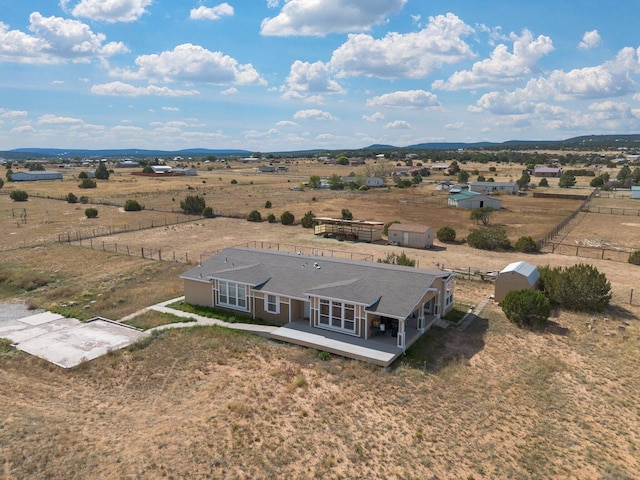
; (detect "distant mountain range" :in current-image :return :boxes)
[2,134,640,159]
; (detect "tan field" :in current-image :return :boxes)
[1,159,640,478]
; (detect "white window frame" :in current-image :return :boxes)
[316,298,356,334]
[265,294,279,314]
[218,280,248,311]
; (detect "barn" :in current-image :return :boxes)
[448,191,502,210]
[387,223,434,249]
[11,171,63,181]
[494,261,540,303]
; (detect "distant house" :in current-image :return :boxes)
[341,176,384,188]
[533,167,563,178]
[150,165,173,174]
[11,171,63,182]
[469,181,519,195]
[181,248,456,366]
[494,261,540,303]
[117,161,140,168]
[258,165,276,173]
[387,224,434,249]
[172,168,197,176]
[448,191,502,210]
[632,186,640,199]
[348,157,365,166]
[431,165,450,172]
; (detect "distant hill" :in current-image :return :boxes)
[2,148,252,159]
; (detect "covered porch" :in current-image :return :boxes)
[270,316,435,367]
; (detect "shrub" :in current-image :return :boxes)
[539,178,549,187]
[377,252,416,267]
[247,210,262,222]
[470,207,494,226]
[0,178,3,189]
[94,161,110,180]
[65,192,78,203]
[142,165,154,173]
[78,178,97,189]
[78,171,88,179]
[383,220,400,236]
[79,196,89,204]
[84,207,98,218]
[514,236,540,253]
[265,200,272,209]
[124,199,143,211]
[202,206,215,218]
[538,263,611,312]
[180,195,205,214]
[230,179,238,184]
[280,211,295,225]
[501,289,550,330]
[266,213,276,223]
[9,190,28,201]
[629,251,640,265]
[341,208,353,220]
[301,210,316,228]
[466,227,511,250]
[437,226,456,243]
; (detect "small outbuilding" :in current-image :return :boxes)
[448,191,502,210]
[632,186,640,199]
[494,261,540,303]
[387,223,434,249]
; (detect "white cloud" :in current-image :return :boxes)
[190,3,234,21]
[329,13,474,79]
[362,112,384,122]
[445,122,465,130]
[69,0,153,23]
[162,106,180,111]
[244,128,278,139]
[117,44,266,86]
[267,0,279,8]
[261,0,406,36]
[579,30,601,50]
[276,120,299,127]
[281,60,343,100]
[383,120,411,129]
[0,13,128,64]
[433,29,554,90]
[37,114,85,125]
[11,125,35,134]
[220,87,239,95]
[91,81,199,96]
[366,90,439,109]
[1,109,28,118]
[293,109,337,121]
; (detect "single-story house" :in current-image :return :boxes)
[151,165,173,174]
[181,248,456,364]
[469,181,519,195]
[11,171,63,182]
[533,167,563,177]
[341,176,385,188]
[387,224,434,249]
[172,168,197,176]
[448,191,502,210]
[632,186,640,199]
[494,261,540,303]
[117,161,140,168]
[258,165,276,173]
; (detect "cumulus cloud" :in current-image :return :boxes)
[220,87,239,95]
[1,109,28,118]
[276,120,299,127]
[383,120,411,129]
[37,114,85,125]
[329,13,474,79]
[261,0,406,36]
[0,13,128,63]
[162,106,180,111]
[116,44,266,86]
[366,90,439,109]
[281,60,343,100]
[69,0,153,23]
[362,112,384,122]
[579,30,601,50]
[91,81,199,96]
[190,3,234,21]
[433,29,554,90]
[293,109,337,121]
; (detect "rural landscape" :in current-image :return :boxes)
[1,142,640,479]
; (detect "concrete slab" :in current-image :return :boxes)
[18,311,65,326]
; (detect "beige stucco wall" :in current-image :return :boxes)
[184,279,213,307]
[494,272,535,302]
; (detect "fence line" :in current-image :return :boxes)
[541,242,634,263]
[585,206,640,216]
[538,188,598,245]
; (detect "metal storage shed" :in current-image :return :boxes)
[494,261,540,302]
[387,224,434,249]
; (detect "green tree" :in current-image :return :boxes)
[383,220,400,236]
[466,227,511,250]
[264,200,272,209]
[280,210,295,225]
[617,165,631,183]
[328,173,344,190]
[94,161,110,180]
[247,210,262,222]
[266,213,276,223]
[448,161,460,175]
[78,171,88,179]
[78,178,97,189]
[590,175,605,187]
[10,190,28,201]
[142,165,154,173]
[558,171,576,188]
[470,206,494,226]
[501,289,550,330]
[6,169,13,181]
[436,226,456,243]
[516,171,530,190]
[336,155,349,165]
[629,251,640,265]
[377,252,416,267]
[539,177,549,187]
[538,263,611,312]
[65,192,78,203]
[124,199,143,211]
[202,206,215,218]
[180,195,206,214]
[341,208,353,220]
[514,236,540,253]
[28,163,45,171]
[0,178,4,189]
[84,207,98,218]
[477,175,486,182]
[301,210,316,228]
[308,175,321,189]
[457,170,470,184]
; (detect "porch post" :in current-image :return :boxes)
[418,302,426,333]
[397,318,406,352]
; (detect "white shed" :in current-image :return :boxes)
[494,261,540,302]
[632,186,640,199]
[387,224,434,248]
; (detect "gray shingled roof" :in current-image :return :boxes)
[181,248,452,319]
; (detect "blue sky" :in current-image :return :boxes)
[1,1,640,152]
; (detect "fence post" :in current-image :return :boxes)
[159,249,162,261]
[127,245,130,256]
[141,247,145,258]
[90,238,93,249]
[631,289,634,305]
[186,252,188,263]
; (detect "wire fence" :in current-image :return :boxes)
[538,189,598,244]
[584,206,640,216]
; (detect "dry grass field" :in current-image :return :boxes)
[1,159,640,479]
